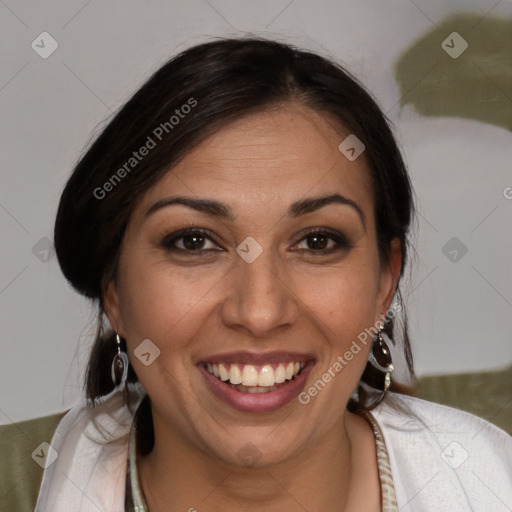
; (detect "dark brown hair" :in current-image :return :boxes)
[54,37,415,454]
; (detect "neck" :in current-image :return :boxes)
[138,411,380,512]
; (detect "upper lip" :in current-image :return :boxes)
[198,351,315,365]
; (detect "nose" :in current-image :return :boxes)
[220,248,301,338]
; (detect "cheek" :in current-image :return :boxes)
[299,262,381,398]
[115,262,204,401]
[306,260,381,328]
[116,254,221,349]
[298,270,380,408]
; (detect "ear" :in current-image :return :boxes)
[103,280,125,336]
[376,237,402,316]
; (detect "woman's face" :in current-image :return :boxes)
[105,103,400,467]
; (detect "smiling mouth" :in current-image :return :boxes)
[203,362,306,393]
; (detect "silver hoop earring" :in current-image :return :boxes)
[111,333,129,389]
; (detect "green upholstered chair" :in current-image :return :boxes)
[417,365,512,435]
[0,411,66,512]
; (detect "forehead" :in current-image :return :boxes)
[135,104,373,217]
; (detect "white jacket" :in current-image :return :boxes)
[35,387,512,511]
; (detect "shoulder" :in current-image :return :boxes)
[0,411,67,512]
[372,394,512,512]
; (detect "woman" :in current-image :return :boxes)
[9,38,510,511]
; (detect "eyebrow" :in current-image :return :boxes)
[289,193,365,228]
[145,193,365,228]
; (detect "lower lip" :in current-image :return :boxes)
[198,362,314,413]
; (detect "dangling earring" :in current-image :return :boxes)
[111,333,129,390]
[369,323,394,391]
[361,322,395,393]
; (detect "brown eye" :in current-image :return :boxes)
[181,233,206,250]
[295,229,353,253]
[305,233,330,250]
[160,229,221,253]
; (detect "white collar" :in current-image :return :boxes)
[35,385,145,512]
[35,386,397,512]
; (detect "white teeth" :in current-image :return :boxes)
[285,362,295,380]
[247,386,269,393]
[218,363,228,381]
[205,361,306,388]
[242,365,259,386]
[274,364,286,383]
[228,364,242,385]
[258,365,275,386]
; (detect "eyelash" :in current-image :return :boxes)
[159,228,353,255]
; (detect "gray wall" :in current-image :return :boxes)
[1,0,511,422]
